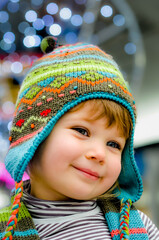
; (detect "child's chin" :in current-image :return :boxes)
[67,193,98,201]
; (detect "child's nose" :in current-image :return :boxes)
[85,143,105,165]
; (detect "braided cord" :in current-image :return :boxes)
[119,199,132,240]
[2,181,23,240]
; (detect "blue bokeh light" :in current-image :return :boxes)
[59,7,72,20]
[24,27,36,36]
[113,14,125,26]
[7,2,19,13]
[71,14,83,26]
[5,43,16,53]
[11,62,23,74]
[33,18,45,31]
[49,24,62,36]
[65,32,77,44]
[3,32,15,44]
[23,35,41,48]
[100,5,113,18]
[0,11,9,23]
[23,36,35,48]
[0,40,12,51]
[42,15,54,27]
[83,12,95,24]
[33,35,41,46]
[18,21,30,33]
[25,10,37,22]
[0,40,16,53]
[124,42,136,55]
[46,3,58,15]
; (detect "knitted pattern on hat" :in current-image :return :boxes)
[9,43,136,148]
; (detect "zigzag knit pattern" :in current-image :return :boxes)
[8,42,136,146]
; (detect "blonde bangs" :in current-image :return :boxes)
[69,99,132,140]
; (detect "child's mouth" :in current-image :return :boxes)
[73,166,100,180]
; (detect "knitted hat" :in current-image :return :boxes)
[3,37,143,239]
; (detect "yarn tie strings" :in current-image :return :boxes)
[2,181,23,240]
[119,199,132,240]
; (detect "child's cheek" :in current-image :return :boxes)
[49,132,82,162]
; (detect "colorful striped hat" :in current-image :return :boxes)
[3,37,143,239]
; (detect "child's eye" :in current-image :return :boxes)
[107,141,121,150]
[72,127,89,136]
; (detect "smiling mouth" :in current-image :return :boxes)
[73,166,100,180]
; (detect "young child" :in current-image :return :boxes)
[0,37,159,240]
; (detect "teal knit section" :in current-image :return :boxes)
[37,77,55,87]
[105,211,149,239]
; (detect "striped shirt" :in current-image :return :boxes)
[22,182,159,240]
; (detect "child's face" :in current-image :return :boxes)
[30,102,126,201]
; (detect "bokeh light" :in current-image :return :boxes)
[124,42,136,55]
[3,32,15,44]
[71,14,83,26]
[18,21,30,34]
[59,7,72,20]
[0,40,11,51]
[100,5,113,18]
[32,18,45,30]
[0,11,9,23]
[113,14,125,26]
[2,101,15,115]
[83,12,95,24]
[1,61,12,73]
[65,32,77,44]
[23,35,41,48]
[7,2,19,13]
[49,24,62,36]
[33,35,41,46]
[20,55,32,66]
[23,36,35,48]
[25,10,37,22]
[8,121,13,131]
[42,15,54,27]
[11,61,23,74]
[6,43,16,53]
[24,27,36,36]
[46,3,58,15]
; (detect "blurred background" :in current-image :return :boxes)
[0,0,159,227]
